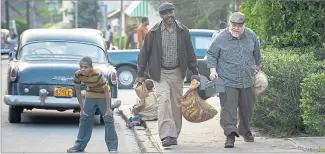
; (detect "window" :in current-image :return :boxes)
[18,41,106,63]
[195,36,212,50]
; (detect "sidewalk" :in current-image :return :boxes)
[120,96,325,153]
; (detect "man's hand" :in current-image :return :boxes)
[135,77,145,84]
[191,74,200,81]
[255,65,262,73]
[105,108,114,117]
[209,68,218,80]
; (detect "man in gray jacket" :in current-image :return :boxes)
[135,2,200,148]
[207,12,262,148]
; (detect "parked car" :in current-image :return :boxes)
[108,29,216,89]
[3,29,121,124]
[189,29,216,59]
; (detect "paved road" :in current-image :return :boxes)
[0,55,141,153]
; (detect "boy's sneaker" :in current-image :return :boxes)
[109,149,118,153]
[67,147,84,153]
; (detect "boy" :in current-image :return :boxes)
[127,79,158,128]
[67,56,118,153]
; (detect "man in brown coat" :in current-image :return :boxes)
[135,2,200,148]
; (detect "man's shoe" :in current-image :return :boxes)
[67,147,84,153]
[171,137,178,145]
[224,133,236,148]
[162,136,172,147]
[243,131,254,142]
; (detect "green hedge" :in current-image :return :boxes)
[300,72,325,136]
[241,0,325,48]
[252,47,321,137]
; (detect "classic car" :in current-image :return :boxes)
[107,29,216,89]
[4,29,121,124]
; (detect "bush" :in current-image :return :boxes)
[252,46,321,137]
[241,0,325,48]
[313,47,325,61]
[1,19,28,36]
[43,22,55,28]
[279,46,325,61]
[113,33,127,49]
[300,72,325,136]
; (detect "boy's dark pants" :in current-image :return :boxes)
[219,86,255,136]
[73,98,118,150]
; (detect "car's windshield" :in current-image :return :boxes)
[17,41,106,63]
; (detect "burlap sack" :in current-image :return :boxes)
[181,79,218,123]
[254,71,268,96]
[133,82,149,99]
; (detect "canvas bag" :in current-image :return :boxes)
[181,79,218,123]
[254,71,268,96]
[133,82,149,99]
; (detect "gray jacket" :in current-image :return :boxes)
[207,28,262,88]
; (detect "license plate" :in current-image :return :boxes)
[54,87,73,97]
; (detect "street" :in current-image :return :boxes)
[0,55,141,153]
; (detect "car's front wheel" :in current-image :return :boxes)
[117,66,136,89]
[8,106,23,123]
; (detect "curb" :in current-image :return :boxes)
[287,137,325,152]
[117,109,161,153]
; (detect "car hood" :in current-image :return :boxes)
[14,61,115,85]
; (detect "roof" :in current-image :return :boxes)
[124,1,148,17]
[20,29,105,49]
[108,8,121,18]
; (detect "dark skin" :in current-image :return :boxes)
[135,9,200,83]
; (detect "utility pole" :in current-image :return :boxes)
[73,0,78,28]
[119,0,124,49]
[26,0,30,28]
[104,4,107,29]
[5,0,10,29]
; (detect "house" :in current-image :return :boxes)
[107,0,161,36]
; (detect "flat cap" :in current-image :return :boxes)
[229,12,246,24]
[158,2,175,13]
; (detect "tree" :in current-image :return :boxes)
[241,0,325,48]
[150,0,238,29]
[69,0,101,28]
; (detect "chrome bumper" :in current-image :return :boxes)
[3,95,121,109]
[1,48,11,54]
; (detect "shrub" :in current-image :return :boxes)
[300,72,325,136]
[1,19,28,36]
[43,22,55,28]
[241,0,325,48]
[252,46,321,137]
[113,33,127,49]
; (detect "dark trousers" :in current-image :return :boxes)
[219,86,255,136]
